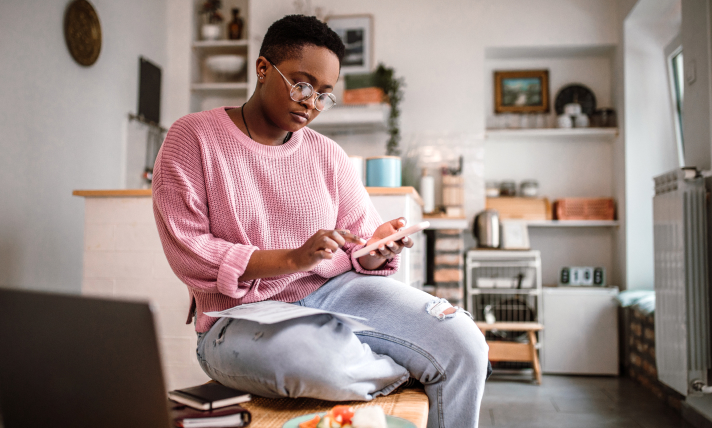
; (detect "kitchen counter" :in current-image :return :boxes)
[73,186,424,205]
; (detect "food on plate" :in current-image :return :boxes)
[350,406,387,428]
[297,405,387,428]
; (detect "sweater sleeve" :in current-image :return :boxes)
[152,117,259,299]
[333,150,400,276]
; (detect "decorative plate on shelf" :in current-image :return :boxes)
[282,413,416,428]
[64,0,102,66]
[554,84,596,115]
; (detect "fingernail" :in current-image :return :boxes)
[370,251,376,256]
[399,219,406,225]
[360,238,367,244]
[387,241,395,248]
[379,245,385,251]
[403,237,410,243]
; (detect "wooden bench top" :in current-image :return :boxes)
[241,386,428,428]
[475,322,544,331]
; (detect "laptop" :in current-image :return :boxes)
[0,288,172,428]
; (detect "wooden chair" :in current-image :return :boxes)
[476,322,544,384]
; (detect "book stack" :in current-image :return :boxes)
[168,383,252,427]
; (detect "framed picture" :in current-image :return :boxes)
[326,15,373,75]
[494,70,549,113]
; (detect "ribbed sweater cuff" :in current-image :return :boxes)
[216,243,259,297]
[351,244,400,276]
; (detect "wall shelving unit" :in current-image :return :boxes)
[190,0,252,113]
[483,43,620,287]
[483,44,622,375]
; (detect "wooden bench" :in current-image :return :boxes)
[476,322,544,384]
[239,384,429,427]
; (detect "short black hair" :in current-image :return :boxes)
[259,15,345,66]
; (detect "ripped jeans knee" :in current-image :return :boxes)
[425,298,473,321]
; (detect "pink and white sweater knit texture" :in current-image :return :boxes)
[152,107,399,332]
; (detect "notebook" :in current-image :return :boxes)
[170,401,251,427]
[0,288,173,428]
[168,383,251,411]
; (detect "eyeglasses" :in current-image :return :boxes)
[267,60,336,112]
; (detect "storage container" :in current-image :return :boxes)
[554,198,615,220]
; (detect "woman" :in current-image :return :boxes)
[152,15,488,428]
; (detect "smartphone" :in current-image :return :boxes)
[352,221,430,258]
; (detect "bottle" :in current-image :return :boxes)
[420,168,435,214]
[227,8,244,40]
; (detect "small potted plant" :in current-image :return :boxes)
[373,63,405,156]
[200,0,224,40]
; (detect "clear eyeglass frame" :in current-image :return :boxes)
[268,60,336,112]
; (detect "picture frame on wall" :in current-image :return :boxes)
[325,15,373,75]
[494,69,550,113]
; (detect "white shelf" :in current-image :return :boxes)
[191,82,249,92]
[192,40,249,48]
[485,128,618,140]
[423,217,469,230]
[525,220,619,228]
[308,103,389,134]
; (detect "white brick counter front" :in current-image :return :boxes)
[75,190,208,391]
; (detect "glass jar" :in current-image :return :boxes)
[520,180,539,197]
[500,181,516,197]
[485,181,500,198]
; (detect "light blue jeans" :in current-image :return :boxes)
[196,271,489,427]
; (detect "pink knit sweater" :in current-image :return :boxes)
[152,107,399,332]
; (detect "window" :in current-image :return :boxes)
[665,36,685,167]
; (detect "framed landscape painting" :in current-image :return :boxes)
[326,15,373,75]
[494,69,550,113]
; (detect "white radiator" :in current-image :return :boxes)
[653,168,710,396]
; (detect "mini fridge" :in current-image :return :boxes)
[541,287,619,375]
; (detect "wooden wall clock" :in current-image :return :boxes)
[64,0,102,66]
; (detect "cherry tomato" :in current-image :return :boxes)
[330,405,355,425]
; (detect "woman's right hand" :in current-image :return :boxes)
[290,229,366,271]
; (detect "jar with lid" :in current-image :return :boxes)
[500,181,516,197]
[519,180,539,197]
[485,181,500,198]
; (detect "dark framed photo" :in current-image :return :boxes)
[326,15,373,75]
[494,70,549,113]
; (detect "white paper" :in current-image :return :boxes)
[204,300,374,332]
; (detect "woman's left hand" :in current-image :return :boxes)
[357,217,414,270]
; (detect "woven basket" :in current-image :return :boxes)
[554,198,615,220]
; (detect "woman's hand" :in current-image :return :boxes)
[358,217,415,270]
[289,229,366,272]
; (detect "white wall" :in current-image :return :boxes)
[623,0,681,289]
[0,0,167,293]
[0,0,629,294]
[612,0,639,294]
[681,0,712,170]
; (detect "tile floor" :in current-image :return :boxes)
[479,373,695,427]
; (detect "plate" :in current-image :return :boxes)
[554,84,596,116]
[282,412,417,428]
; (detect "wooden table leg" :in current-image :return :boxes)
[528,330,541,385]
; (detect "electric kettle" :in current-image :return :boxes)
[473,210,500,248]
